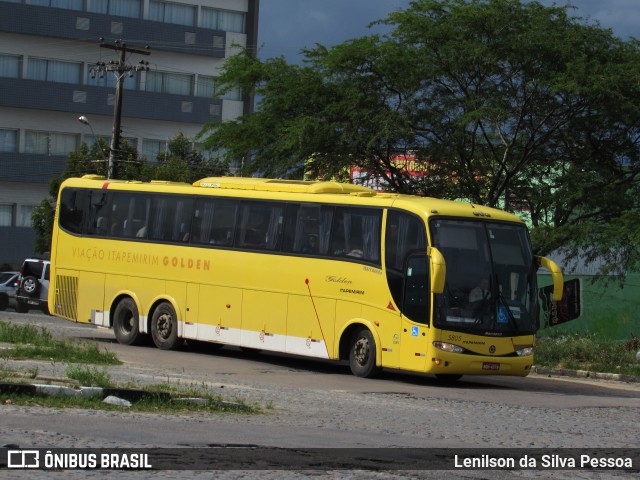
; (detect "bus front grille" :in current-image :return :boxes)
[54,275,78,321]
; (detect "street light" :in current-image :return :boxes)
[78,115,95,136]
[78,115,107,163]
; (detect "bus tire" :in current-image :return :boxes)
[151,302,181,350]
[349,327,381,378]
[113,297,142,346]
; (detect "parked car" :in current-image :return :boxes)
[0,271,19,311]
[15,258,50,314]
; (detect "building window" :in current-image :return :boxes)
[18,205,36,228]
[195,75,215,98]
[195,75,240,100]
[87,0,141,18]
[0,129,17,153]
[145,71,192,96]
[26,58,81,85]
[27,0,83,11]
[200,7,245,33]
[220,86,241,101]
[0,54,20,78]
[25,131,79,155]
[0,204,13,227]
[149,0,195,27]
[141,139,167,160]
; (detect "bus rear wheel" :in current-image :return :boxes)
[151,302,181,350]
[349,327,381,378]
[113,298,142,345]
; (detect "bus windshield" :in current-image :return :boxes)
[430,219,537,336]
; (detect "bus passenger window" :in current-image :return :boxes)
[59,188,89,234]
[330,207,381,264]
[88,191,110,236]
[96,217,107,235]
[239,202,283,251]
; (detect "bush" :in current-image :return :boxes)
[535,332,640,376]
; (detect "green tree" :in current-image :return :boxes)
[200,0,640,278]
[31,177,59,255]
[63,137,145,180]
[152,132,229,183]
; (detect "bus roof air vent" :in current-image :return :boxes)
[193,177,377,195]
[150,180,190,186]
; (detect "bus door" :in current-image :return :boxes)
[399,254,430,372]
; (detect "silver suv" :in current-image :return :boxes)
[15,258,50,314]
[0,271,19,311]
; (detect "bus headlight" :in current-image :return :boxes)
[433,341,464,353]
[515,346,534,357]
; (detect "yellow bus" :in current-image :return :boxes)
[49,175,563,379]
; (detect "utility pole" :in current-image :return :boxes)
[91,39,150,179]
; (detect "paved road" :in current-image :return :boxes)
[1,311,639,479]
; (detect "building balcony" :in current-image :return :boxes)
[0,77,222,125]
[0,3,227,58]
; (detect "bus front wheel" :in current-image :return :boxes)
[113,298,142,345]
[349,327,381,378]
[151,302,181,350]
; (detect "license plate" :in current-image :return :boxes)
[482,362,500,371]
[27,300,39,306]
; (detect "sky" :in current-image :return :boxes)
[257,0,639,62]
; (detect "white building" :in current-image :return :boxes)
[0,0,259,267]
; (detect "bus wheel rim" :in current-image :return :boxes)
[354,337,370,366]
[157,313,173,339]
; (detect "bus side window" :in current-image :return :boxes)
[238,202,282,251]
[330,207,382,264]
[88,190,110,236]
[211,200,237,247]
[283,204,332,256]
[192,199,237,247]
[59,188,90,234]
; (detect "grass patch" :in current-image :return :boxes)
[0,321,263,414]
[65,365,113,388]
[535,332,640,376]
[0,320,119,365]
[1,390,262,414]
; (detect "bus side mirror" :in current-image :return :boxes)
[536,256,564,301]
[428,247,446,294]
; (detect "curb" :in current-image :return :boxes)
[533,366,640,383]
[0,382,171,402]
[0,382,251,411]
